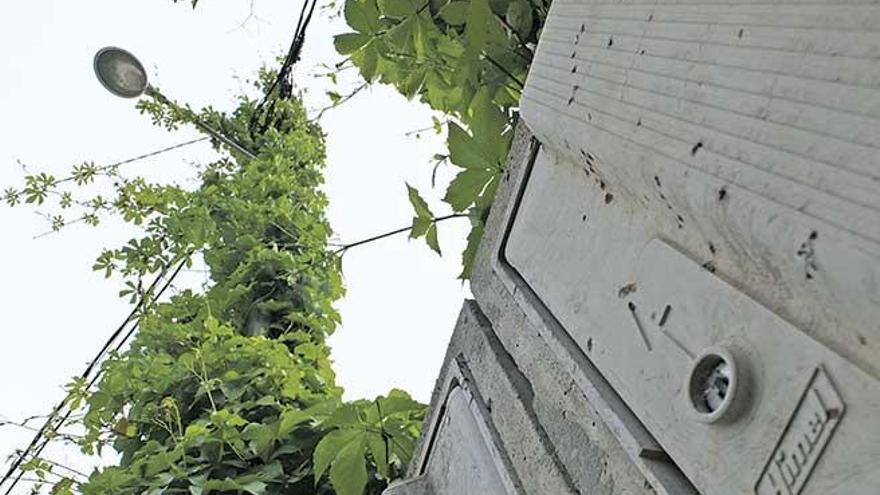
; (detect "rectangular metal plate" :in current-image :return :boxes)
[420,386,512,495]
[519,0,880,380]
[504,0,880,491]
[414,361,521,495]
[503,148,880,493]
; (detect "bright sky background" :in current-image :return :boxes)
[0,1,469,489]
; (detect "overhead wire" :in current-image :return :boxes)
[2,2,321,490]
[249,0,319,133]
[0,257,188,495]
[2,138,210,492]
[40,137,210,189]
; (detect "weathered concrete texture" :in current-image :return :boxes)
[387,0,880,488]
[469,125,668,495]
[489,0,880,489]
[383,122,670,495]
[386,300,653,495]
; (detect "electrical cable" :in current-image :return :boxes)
[1,5,315,489]
[48,137,209,188]
[249,0,318,133]
[0,257,188,494]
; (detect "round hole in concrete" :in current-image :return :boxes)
[687,349,737,423]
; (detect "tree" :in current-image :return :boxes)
[2,69,425,495]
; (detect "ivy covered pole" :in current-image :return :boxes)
[93,46,257,160]
[3,59,428,494]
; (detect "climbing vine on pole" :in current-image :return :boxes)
[1,68,425,495]
[172,0,547,278]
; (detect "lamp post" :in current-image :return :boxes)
[93,46,257,160]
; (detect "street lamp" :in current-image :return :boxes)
[93,46,256,160]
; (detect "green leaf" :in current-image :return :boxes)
[345,0,380,33]
[277,407,315,435]
[461,0,494,73]
[242,422,277,460]
[334,33,370,55]
[488,0,511,15]
[238,480,268,495]
[440,1,469,24]
[386,17,416,50]
[425,224,441,255]
[378,390,423,416]
[446,122,495,170]
[379,0,422,17]
[403,69,427,99]
[410,216,432,239]
[444,168,494,211]
[201,478,267,495]
[50,477,75,495]
[468,88,508,157]
[412,16,432,57]
[329,434,368,495]
[475,172,500,212]
[255,461,284,481]
[326,403,361,428]
[354,43,380,82]
[460,223,485,279]
[406,184,433,219]
[365,432,389,479]
[313,429,361,482]
[506,0,533,37]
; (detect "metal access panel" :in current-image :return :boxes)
[505,0,880,492]
[401,363,521,495]
[418,386,513,495]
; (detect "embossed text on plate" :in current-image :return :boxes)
[756,367,845,495]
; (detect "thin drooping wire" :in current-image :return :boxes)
[0,258,188,495]
[112,258,190,356]
[48,137,209,188]
[249,0,318,134]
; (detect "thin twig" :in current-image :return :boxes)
[47,138,208,189]
[32,216,87,240]
[0,420,83,445]
[35,458,89,480]
[313,83,368,120]
[227,0,268,33]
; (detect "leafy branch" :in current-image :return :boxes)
[331,0,541,277]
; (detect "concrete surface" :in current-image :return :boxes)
[386,300,654,495]
[385,0,880,491]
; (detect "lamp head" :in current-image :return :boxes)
[94,47,149,98]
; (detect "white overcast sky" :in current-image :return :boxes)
[0,1,469,486]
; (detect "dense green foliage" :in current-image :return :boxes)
[169,0,546,276]
[178,0,547,277]
[335,0,547,277]
[3,0,554,490]
[4,73,425,495]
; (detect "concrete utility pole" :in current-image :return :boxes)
[93,46,256,160]
[384,0,880,493]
